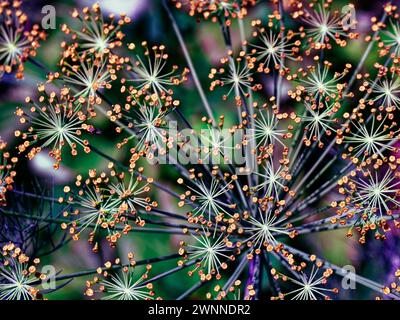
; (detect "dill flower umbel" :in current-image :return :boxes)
[124,42,189,96]
[3,0,400,301]
[271,259,338,300]
[14,86,93,169]
[60,164,156,250]
[61,3,130,57]
[0,243,44,300]
[172,0,257,25]
[85,253,157,300]
[0,0,45,79]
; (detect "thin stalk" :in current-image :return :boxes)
[222,252,249,292]
[176,281,206,300]
[31,253,181,285]
[262,251,282,296]
[141,259,200,287]
[344,11,388,95]
[0,209,187,235]
[162,0,216,124]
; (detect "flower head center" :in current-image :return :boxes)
[320,24,329,34]
[7,42,19,54]
[95,37,108,52]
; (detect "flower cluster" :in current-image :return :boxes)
[172,0,257,25]
[85,253,158,300]
[1,0,400,301]
[60,164,156,250]
[0,243,44,300]
[14,86,93,169]
[0,0,45,79]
